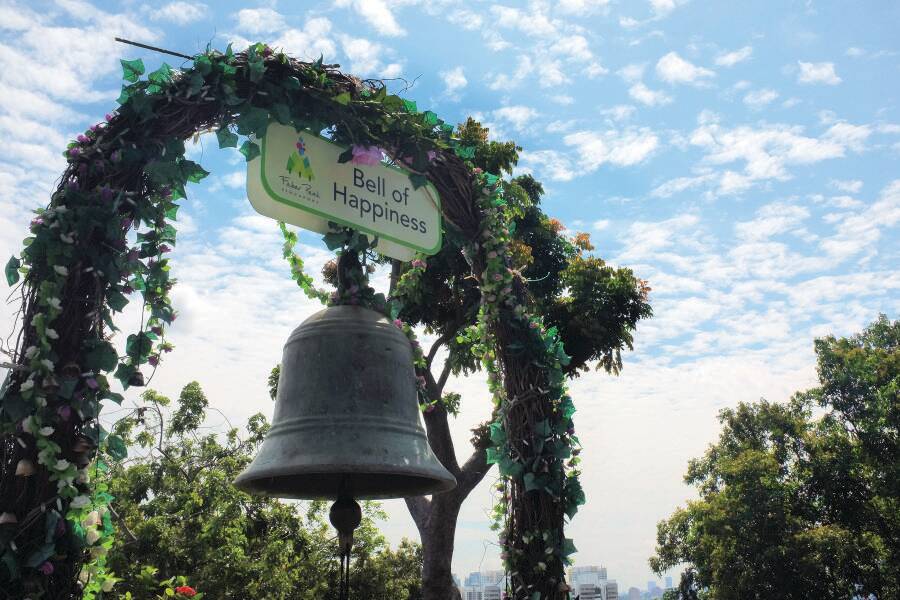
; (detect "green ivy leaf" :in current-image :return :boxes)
[455,145,476,160]
[216,126,238,149]
[409,173,428,190]
[333,92,351,105]
[85,341,119,372]
[5,255,20,286]
[248,58,266,83]
[235,107,270,136]
[337,147,354,164]
[106,289,129,312]
[120,58,145,83]
[106,434,128,461]
[239,140,260,162]
[194,54,212,76]
[1,550,19,580]
[524,472,542,492]
[148,63,173,85]
[182,160,210,183]
[402,99,418,113]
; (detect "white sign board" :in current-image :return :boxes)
[246,122,442,261]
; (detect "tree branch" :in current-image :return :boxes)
[404,495,431,532]
[455,433,493,499]
[421,368,460,475]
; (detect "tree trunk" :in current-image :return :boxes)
[421,495,463,600]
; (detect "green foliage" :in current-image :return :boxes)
[106,381,423,599]
[651,316,899,599]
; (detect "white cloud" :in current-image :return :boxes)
[830,179,863,194]
[715,46,753,67]
[649,0,688,17]
[447,9,483,31]
[743,88,779,108]
[629,82,672,106]
[273,18,337,61]
[823,122,871,152]
[335,0,405,37]
[650,174,715,198]
[234,8,286,35]
[339,34,403,77]
[618,63,647,83]
[493,105,538,131]
[151,2,207,25]
[593,219,611,230]
[558,0,611,14]
[602,105,637,122]
[818,179,900,261]
[440,66,467,99]
[734,203,810,241]
[487,55,533,91]
[519,149,577,182]
[845,46,865,58]
[797,61,841,85]
[564,128,660,169]
[656,51,715,85]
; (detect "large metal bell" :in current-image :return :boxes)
[234,305,456,499]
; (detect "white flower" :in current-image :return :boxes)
[35,395,47,407]
[60,233,74,244]
[47,298,62,311]
[19,379,34,392]
[15,460,35,476]
[101,579,116,592]
[40,359,54,371]
[39,426,55,437]
[85,527,101,545]
[76,469,90,484]
[70,495,91,509]
[45,328,59,340]
[83,511,100,527]
[24,346,38,359]
[54,458,69,470]
[21,416,37,434]
[53,265,69,276]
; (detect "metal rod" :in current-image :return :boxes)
[114,37,194,60]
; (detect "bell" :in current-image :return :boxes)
[234,305,456,499]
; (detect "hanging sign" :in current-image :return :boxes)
[246,122,442,261]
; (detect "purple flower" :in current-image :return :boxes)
[77,134,89,144]
[85,378,99,390]
[105,113,115,122]
[393,319,404,328]
[411,259,426,269]
[30,217,44,228]
[110,150,122,163]
[67,147,81,159]
[159,186,172,199]
[159,244,171,254]
[151,326,163,335]
[148,355,159,367]
[57,405,72,421]
[90,124,102,133]
[126,249,139,261]
[38,562,54,576]
[99,185,113,202]
[427,150,437,162]
[121,218,133,231]
[350,145,383,166]
[123,285,134,294]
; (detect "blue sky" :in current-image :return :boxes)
[0,0,898,590]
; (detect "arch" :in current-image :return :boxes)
[0,44,582,599]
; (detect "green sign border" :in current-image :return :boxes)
[259,126,443,255]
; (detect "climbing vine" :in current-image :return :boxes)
[0,42,583,599]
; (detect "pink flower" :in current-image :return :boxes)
[350,145,383,166]
[85,378,99,390]
[57,405,72,421]
[77,134,89,144]
[38,561,54,576]
[493,273,503,281]
[393,319,404,328]
[105,113,115,122]
[411,259,426,269]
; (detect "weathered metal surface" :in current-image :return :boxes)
[234,305,457,499]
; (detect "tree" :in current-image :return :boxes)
[106,382,423,599]
[388,118,652,599]
[650,316,899,599]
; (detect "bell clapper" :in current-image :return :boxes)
[330,494,362,600]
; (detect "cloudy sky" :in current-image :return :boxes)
[1,0,898,590]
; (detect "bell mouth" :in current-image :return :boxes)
[234,467,457,500]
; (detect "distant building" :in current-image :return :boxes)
[606,581,618,600]
[463,571,507,600]
[627,587,641,600]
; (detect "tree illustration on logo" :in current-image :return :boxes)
[286,136,315,181]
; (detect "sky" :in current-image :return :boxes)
[0,0,898,591]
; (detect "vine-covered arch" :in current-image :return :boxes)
[0,44,583,599]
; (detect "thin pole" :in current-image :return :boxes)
[114,37,194,60]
